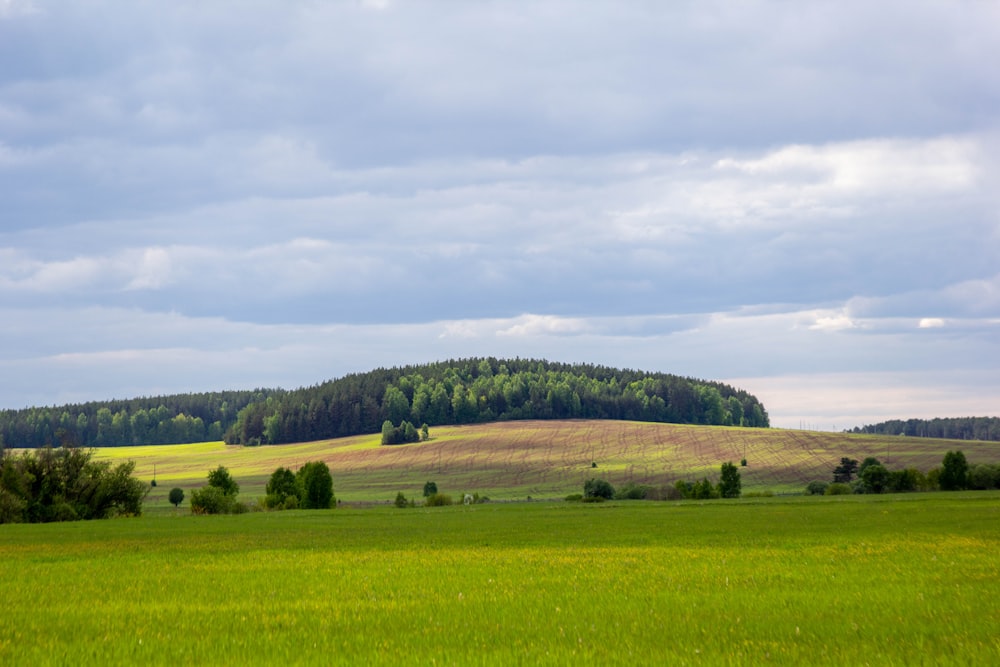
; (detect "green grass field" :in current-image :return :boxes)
[2,493,999,665]
[91,420,1000,507]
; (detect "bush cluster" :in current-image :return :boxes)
[424,492,453,507]
[380,420,425,445]
[0,446,148,523]
[808,451,994,496]
[584,478,615,500]
[262,461,335,510]
[614,482,652,500]
[191,466,248,514]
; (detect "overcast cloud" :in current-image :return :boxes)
[1,0,998,429]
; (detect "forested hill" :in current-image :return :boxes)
[223,358,769,446]
[0,390,282,450]
[0,359,769,449]
[849,417,1000,442]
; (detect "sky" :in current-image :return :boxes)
[1,0,998,429]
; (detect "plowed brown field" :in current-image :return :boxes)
[97,419,1000,505]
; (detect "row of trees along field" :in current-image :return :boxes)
[224,358,769,446]
[848,417,1000,441]
[0,390,280,449]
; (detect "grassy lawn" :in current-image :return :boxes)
[2,492,999,665]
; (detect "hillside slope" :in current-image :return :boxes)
[97,420,998,505]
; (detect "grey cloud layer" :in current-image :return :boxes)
[2,139,995,324]
[1,1,998,426]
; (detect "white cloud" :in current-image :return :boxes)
[496,315,590,338]
[918,318,945,329]
[808,313,858,332]
[0,0,38,19]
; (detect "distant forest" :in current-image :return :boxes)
[0,358,769,449]
[849,417,1000,442]
[0,390,280,450]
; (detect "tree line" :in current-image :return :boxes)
[848,417,1000,441]
[0,390,280,449]
[224,358,769,445]
[806,450,1000,495]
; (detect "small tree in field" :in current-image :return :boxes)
[583,478,615,500]
[168,487,185,508]
[296,461,334,509]
[833,458,859,484]
[423,481,438,497]
[859,457,881,476]
[860,464,889,494]
[806,481,828,496]
[191,465,244,514]
[939,450,969,491]
[207,465,239,497]
[718,461,742,498]
[265,466,298,508]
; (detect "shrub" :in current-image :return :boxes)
[860,464,890,494]
[564,493,584,502]
[423,481,438,497]
[0,447,147,523]
[266,467,298,507]
[649,484,683,501]
[691,478,719,500]
[394,491,409,508]
[887,468,918,493]
[190,485,234,514]
[424,493,453,507]
[584,478,615,500]
[581,495,606,503]
[743,490,774,498]
[806,481,828,496]
[168,487,185,507]
[614,482,651,500]
[825,482,852,496]
[969,464,1000,490]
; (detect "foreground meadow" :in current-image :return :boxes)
[1,493,999,665]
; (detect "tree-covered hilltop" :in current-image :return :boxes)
[849,417,1000,442]
[0,359,769,449]
[224,358,769,445]
[0,390,281,449]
